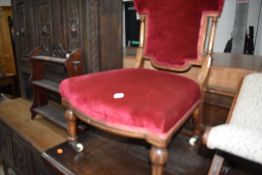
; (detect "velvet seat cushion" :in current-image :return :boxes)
[60,68,200,136]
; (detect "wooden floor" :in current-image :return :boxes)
[1,98,261,175]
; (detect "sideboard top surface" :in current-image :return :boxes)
[0,98,67,152]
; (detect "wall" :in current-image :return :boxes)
[248,0,262,55]
[214,0,262,55]
[256,10,262,55]
[214,0,236,52]
[0,0,11,6]
[253,1,262,55]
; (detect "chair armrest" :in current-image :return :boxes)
[205,124,262,165]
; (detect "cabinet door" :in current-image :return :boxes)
[12,0,34,98]
[12,0,34,71]
[0,122,14,165]
[12,134,33,175]
[0,7,17,74]
[12,0,32,57]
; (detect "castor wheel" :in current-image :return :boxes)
[70,141,84,152]
[189,136,199,146]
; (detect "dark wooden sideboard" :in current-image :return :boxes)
[0,98,67,175]
[11,0,123,98]
[1,97,261,174]
[0,99,212,175]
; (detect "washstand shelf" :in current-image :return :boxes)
[30,47,83,129]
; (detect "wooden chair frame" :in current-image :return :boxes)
[63,12,220,175]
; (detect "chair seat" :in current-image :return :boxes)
[59,68,200,136]
[207,124,262,165]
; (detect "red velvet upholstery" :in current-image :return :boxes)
[60,69,200,136]
[134,0,224,69]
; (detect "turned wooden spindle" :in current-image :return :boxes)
[65,109,77,142]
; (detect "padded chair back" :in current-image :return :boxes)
[134,0,224,70]
[230,73,262,131]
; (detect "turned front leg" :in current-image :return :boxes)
[65,109,77,142]
[65,109,84,152]
[150,146,169,175]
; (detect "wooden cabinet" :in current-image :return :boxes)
[0,7,17,97]
[0,6,16,75]
[0,115,55,175]
[0,121,34,175]
[11,0,123,98]
[0,98,67,175]
[30,47,83,128]
[12,134,34,175]
[0,122,13,166]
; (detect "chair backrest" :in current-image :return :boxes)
[134,0,224,71]
[229,73,262,131]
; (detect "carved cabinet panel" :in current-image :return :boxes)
[33,0,82,53]
[33,0,53,50]
[12,0,34,98]
[51,0,65,47]
[0,121,33,175]
[65,0,82,50]
[0,120,54,175]
[13,0,30,56]
[12,134,34,175]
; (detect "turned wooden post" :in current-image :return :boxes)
[65,109,77,142]
[149,146,169,175]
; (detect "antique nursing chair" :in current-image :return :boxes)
[203,72,262,174]
[59,0,224,174]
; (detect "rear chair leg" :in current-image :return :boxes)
[65,109,84,152]
[193,105,202,136]
[150,146,169,175]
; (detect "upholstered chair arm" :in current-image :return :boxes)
[205,124,262,165]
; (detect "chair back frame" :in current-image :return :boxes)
[135,12,220,89]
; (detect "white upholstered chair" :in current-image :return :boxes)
[203,72,262,174]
